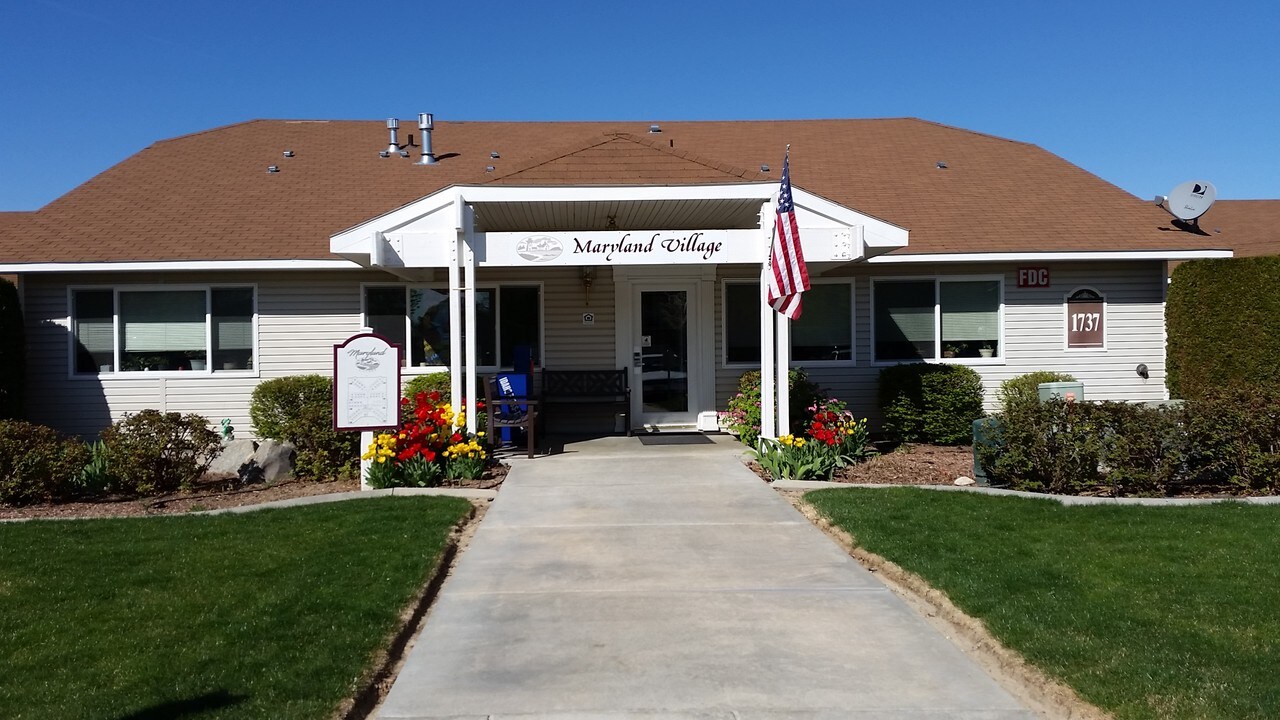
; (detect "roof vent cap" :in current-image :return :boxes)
[760,164,770,172]
[282,150,295,158]
[490,151,500,159]
[485,165,496,172]
[649,124,661,133]
[266,165,280,173]
[936,161,948,169]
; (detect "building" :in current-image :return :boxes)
[0,117,1230,438]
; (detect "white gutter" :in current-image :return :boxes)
[0,259,364,273]
[868,250,1234,263]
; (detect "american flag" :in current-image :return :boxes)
[766,149,809,319]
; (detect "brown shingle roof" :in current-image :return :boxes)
[1198,200,1280,257]
[0,118,1228,264]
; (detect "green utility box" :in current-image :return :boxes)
[1038,381,1085,403]
[971,417,1002,486]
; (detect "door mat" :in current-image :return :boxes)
[636,434,714,446]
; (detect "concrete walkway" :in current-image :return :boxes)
[378,435,1034,719]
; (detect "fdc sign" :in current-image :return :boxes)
[1017,267,1051,288]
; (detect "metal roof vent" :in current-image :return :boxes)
[490,151,500,159]
[266,165,280,173]
[485,165,496,172]
[936,161,948,169]
[380,118,403,158]
[760,164,770,172]
[649,123,661,133]
[282,150,295,158]
[416,113,437,165]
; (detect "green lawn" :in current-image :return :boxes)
[0,496,473,720]
[805,487,1280,720]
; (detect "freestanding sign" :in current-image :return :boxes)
[333,333,402,431]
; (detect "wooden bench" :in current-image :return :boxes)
[540,368,632,436]
[484,375,538,459]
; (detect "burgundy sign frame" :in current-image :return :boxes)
[332,332,403,432]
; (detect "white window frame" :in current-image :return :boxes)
[720,278,856,369]
[870,274,1005,366]
[1063,286,1108,353]
[359,282,545,373]
[67,284,259,380]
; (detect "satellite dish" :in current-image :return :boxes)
[1163,180,1217,221]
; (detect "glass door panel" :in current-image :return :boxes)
[639,290,690,416]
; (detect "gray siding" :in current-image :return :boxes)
[714,261,1169,427]
[21,261,1168,438]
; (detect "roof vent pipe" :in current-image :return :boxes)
[380,118,402,158]
[417,113,437,165]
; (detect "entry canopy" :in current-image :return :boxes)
[330,183,908,272]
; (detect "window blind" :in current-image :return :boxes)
[120,291,206,352]
[940,281,998,342]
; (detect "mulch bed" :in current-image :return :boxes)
[0,464,509,521]
[748,443,974,486]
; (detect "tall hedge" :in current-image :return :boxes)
[877,363,985,445]
[0,278,24,420]
[1167,257,1280,400]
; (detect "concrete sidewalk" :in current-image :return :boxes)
[378,435,1034,719]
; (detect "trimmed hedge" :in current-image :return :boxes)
[250,375,357,480]
[979,386,1280,496]
[877,364,985,445]
[1168,257,1280,399]
[403,372,451,403]
[997,370,1077,416]
[0,278,23,420]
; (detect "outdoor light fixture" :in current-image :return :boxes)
[1136,363,1149,379]
[580,266,596,305]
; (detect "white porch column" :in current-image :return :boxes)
[759,202,776,441]
[463,205,478,435]
[448,217,463,417]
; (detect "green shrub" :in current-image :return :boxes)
[99,410,221,496]
[877,364,985,444]
[978,393,1280,497]
[403,372,452,403]
[0,278,24,420]
[250,375,357,480]
[997,370,1077,415]
[0,420,90,505]
[721,369,824,447]
[1168,257,1280,400]
[1182,386,1280,493]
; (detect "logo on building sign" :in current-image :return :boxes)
[516,236,564,262]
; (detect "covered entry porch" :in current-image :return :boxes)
[331,183,907,438]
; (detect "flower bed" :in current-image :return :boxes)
[363,391,491,488]
[749,398,875,481]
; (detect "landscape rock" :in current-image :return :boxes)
[207,439,258,477]
[252,440,297,484]
[953,476,976,486]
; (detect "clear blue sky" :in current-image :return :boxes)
[2,0,1277,211]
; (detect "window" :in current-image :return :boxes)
[71,287,255,375]
[722,280,854,365]
[873,278,1002,362]
[363,285,541,369]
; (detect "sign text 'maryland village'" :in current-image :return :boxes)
[574,232,723,262]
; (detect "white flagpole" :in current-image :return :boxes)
[776,308,790,436]
[759,201,776,441]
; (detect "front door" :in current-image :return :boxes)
[634,284,697,428]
